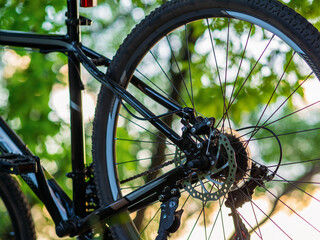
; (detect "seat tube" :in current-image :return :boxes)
[66,0,87,218]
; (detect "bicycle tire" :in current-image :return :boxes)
[0,173,36,240]
[93,0,320,239]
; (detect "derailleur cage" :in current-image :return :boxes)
[226,163,269,209]
[230,207,251,240]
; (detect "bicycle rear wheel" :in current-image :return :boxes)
[93,0,320,239]
[0,172,35,239]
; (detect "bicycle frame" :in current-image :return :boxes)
[0,0,94,232]
[0,0,189,237]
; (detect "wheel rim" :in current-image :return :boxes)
[107,11,320,240]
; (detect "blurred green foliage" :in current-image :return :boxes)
[0,0,320,239]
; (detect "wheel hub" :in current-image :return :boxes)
[178,110,252,201]
[218,128,252,189]
[182,132,237,201]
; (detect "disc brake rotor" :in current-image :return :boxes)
[177,133,237,201]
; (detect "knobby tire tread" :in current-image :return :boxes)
[110,0,320,77]
[0,173,36,240]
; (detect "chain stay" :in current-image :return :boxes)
[120,158,177,184]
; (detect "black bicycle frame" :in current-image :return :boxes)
[0,0,189,237]
[0,0,91,228]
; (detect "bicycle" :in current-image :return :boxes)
[1,0,320,239]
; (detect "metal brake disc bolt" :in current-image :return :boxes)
[197,143,203,149]
[170,188,178,195]
[158,194,165,201]
[191,128,196,133]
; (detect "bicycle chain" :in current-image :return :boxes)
[120,158,177,184]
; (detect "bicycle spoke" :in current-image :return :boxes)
[237,151,320,202]
[271,180,320,202]
[238,127,320,143]
[244,178,320,185]
[230,71,315,142]
[234,103,320,142]
[228,24,253,108]
[230,99,320,143]
[265,185,320,233]
[165,35,193,106]
[245,51,296,143]
[229,145,320,236]
[139,207,161,236]
[237,209,263,239]
[259,71,314,128]
[149,49,188,107]
[208,196,227,239]
[180,194,191,209]
[264,100,320,127]
[267,158,320,168]
[239,167,320,234]
[118,113,172,144]
[233,183,291,239]
[116,153,176,165]
[187,184,215,240]
[135,68,183,107]
[267,172,320,203]
[221,18,232,132]
[251,200,292,239]
[187,198,205,239]
[245,186,263,239]
[184,24,195,110]
[217,34,275,127]
[203,192,208,240]
[206,18,226,122]
[219,198,227,240]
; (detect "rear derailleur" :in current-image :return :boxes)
[226,163,270,209]
[225,163,270,240]
[155,186,183,240]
